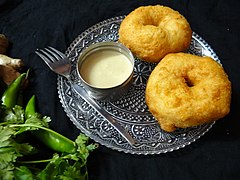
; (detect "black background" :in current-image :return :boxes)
[1,0,240,179]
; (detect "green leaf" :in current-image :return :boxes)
[14,142,36,156]
[0,147,19,163]
[0,125,35,164]
[14,166,34,180]
[12,106,25,123]
[87,144,98,151]
[15,114,51,134]
[41,116,51,126]
[0,155,15,180]
[0,126,20,165]
[61,161,88,180]
[75,133,98,162]
[75,134,89,146]
[0,126,16,148]
[37,153,62,179]
[0,163,14,180]
[25,113,51,127]
[1,106,25,124]
[64,153,80,161]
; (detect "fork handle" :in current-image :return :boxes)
[71,83,137,146]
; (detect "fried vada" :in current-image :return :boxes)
[119,5,192,63]
[145,53,231,132]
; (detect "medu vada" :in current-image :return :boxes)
[145,53,231,132]
[118,5,192,63]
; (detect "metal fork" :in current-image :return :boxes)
[35,46,136,146]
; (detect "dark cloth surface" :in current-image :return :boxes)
[1,0,240,179]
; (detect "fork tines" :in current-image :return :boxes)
[35,46,66,63]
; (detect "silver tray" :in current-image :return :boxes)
[57,16,220,155]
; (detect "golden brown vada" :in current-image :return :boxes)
[145,53,231,132]
[119,5,192,63]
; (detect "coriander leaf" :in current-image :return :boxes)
[64,153,80,161]
[61,161,88,180]
[0,126,21,165]
[0,162,14,180]
[24,114,51,128]
[14,142,36,156]
[75,133,89,146]
[0,150,15,180]
[0,147,19,163]
[37,153,62,180]
[25,113,51,127]
[15,115,51,134]
[14,166,34,180]
[87,144,98,151]
[0,125,35,164]
[12,106,25,123]
[1,106,24,124]
[41,116,51,125]
[75,133,97,161]
[0,126,16,148]
[16,118,44,134]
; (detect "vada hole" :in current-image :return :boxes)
[143,23,158,27]
[184,77,194,87]
[143,19,159,27]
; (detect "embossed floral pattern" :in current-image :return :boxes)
[133,59,156,86]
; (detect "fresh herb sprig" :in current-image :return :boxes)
[0,104,97,180]
[0,73,97,180]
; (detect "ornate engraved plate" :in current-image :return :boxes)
[57,16,219,155]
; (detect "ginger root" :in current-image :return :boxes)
[0,54,24,85]
[0,35,24,85]
[0,54,24,70]
[0,65,21,85]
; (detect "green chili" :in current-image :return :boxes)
[25,95,36,119]
[33,128,77,154]
[1,73,26,108]
[25,95,76,153]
